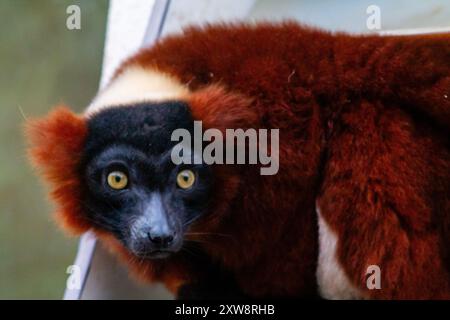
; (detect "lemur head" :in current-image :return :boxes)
[82,102,213,258]
[26,79,256,260]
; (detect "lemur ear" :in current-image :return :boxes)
[188,85,258,131]
[25,106,90,234]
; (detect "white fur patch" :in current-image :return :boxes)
[86,66,189,115]
[316,202,363,299]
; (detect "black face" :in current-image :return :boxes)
[82,102,213,259]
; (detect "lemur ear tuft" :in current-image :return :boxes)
[25,106,90,234]
[188,85,258,132]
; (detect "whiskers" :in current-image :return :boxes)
[180,241,203,258]
[183,215,202,228]
[79,200,121,232]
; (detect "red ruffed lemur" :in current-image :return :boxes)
[26,23,450,299]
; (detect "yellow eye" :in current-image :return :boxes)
[107,171,128,190]
[176,169,196,189]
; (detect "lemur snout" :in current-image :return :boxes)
[147,231,175,248]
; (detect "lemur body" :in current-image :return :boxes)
[27,23,450,299]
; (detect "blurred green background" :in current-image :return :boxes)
[0,0,108,298]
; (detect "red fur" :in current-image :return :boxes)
[25,106,90,234]
[188,84,258,131]
[27,23,450,299]
[318,101,450,299]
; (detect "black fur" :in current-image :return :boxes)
[84,102,194,160]
[81,103,214,258]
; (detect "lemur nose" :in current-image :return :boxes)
[148,232,174,247]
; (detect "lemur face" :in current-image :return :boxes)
[82,102,213,259]
[27,84,252,261]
